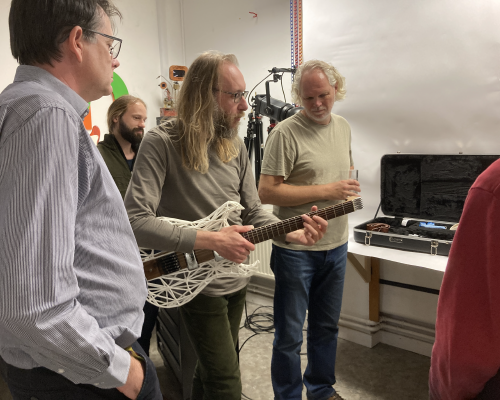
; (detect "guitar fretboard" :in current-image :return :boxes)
[240,199,358,245]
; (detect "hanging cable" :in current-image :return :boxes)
[246,72,273,102]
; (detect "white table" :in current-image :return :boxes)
[346,218,448,321]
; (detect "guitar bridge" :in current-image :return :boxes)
[185,251,199,270]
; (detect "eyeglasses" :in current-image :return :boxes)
[214,89,249,103]
[85,29,122,59]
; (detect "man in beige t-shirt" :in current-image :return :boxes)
[259,60,360,400]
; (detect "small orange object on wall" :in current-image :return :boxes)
[169,65,188,81]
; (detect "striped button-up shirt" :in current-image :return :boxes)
[0,66,147,388]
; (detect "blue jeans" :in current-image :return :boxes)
[270,243,348,400]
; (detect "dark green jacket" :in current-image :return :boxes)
[97,134,134,199]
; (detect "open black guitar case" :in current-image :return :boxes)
[353,154,499,256]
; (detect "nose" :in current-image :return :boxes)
[313,98,322,108]
[139,120,146,128]
[112,58,120,69]
[239,96,249,111]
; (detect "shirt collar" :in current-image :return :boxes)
[14,65,90,119]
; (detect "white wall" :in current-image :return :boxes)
[0,1,162,136]
[0,3,19,92]
[304,0,500,222]
[88,0,162,135]
[181,0,294,140]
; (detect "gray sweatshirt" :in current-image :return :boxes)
[124,121,278,296]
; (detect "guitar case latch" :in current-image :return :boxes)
[430,240,439,256]
[365,231,372,246]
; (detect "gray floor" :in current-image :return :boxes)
[0,301,431,400]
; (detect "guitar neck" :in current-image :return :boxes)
[240,198,361,245]
[144,198,362,280]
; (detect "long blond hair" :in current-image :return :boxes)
[175,51,239,173]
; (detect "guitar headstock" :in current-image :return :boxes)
[351,196,363,211]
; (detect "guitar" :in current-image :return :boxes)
[141,197,363,308]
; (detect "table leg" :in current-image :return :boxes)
[369,257,380,322]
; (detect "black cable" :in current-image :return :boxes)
[280,73,286,103]
[239,332,260,353]
[239,302,308,398]
[246,72,272,102]
[241,304,275,334]
[239,302,275,400]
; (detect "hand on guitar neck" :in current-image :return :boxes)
[283,205,328,246]
[193,205,328,263]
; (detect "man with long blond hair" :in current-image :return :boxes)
[124,51,328,400]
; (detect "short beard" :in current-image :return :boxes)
[303,107,330,124]
[212,104,240,141]
[118,118,143,153]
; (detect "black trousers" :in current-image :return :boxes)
[137,300,159,356]
[6,342,162,400]
[476,368,500,400]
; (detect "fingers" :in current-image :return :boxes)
[302,223,319,242]
[302,213,328,230]
[302,214,328,243]
[312,215,328,231]
[334,180,361,201]
[232,250,251,264]
[230,224,255,233]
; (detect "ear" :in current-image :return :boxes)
[113,116,119,124]
[67,25,85,63]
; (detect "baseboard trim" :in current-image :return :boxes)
[247,276,434,357]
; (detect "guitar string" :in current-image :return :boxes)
[154,249,215,275]
[243,204,353,243]
[242,199,360,244]
[151,199,361,273]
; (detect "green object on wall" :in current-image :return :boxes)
[111,72,129,99]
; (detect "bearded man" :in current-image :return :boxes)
[98,95,147,199]
[124,51,328,400]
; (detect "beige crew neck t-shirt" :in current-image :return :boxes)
[261,111,353,251]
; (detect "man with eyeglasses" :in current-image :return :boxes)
[0,1,162,399]
[124,51,328,400]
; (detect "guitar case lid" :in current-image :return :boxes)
[380,154,500,223]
